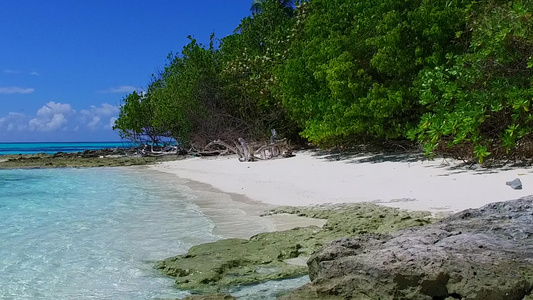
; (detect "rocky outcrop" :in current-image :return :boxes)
[181,294,235,300]
[0,150,183,168]
[157,204,432,294]
[283,197,533,300]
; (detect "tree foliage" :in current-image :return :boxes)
[220,0,299,140]
[114,0,533,161]
[278,0,471,146]
[409,0,533,161]
[151,36,224,145]
[251,0,294,15]
[113,91,166,144]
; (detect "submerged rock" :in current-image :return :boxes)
[283,197,533,300]
[158,204,432,294]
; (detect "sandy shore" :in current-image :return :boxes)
[151,150,533,215]
[143,167,326,239]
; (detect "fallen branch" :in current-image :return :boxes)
[238,138,254,162]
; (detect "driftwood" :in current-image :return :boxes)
[194,140,241,157]
[237,138,293,162]
[253,138,291,160]
[238,138,254,162]
[205,140,240,156]
[139,144,183,156]
[190,131,293,162]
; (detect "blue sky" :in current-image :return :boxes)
[0,0,251,142]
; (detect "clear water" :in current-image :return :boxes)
[0,142,135,155]
[0,167,310,300]
[0,167,218,300]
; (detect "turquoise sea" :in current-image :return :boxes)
[0,142,135,155]
[0,143,308,299]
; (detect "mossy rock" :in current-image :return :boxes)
[158,203,433,293]
[181,293,236,300]
[283,198,533,300]
[0,152,183,168]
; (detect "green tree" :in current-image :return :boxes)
[113,90,166,144]
[409,0,533,161]
[150,35,226,146]
[279,0,470,146]
[220,0,299,140]
[251,0,294,15]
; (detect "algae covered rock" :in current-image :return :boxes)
[181,293,235,300]
[285,197,533,300]
[0,152,183,168]
[157,230,316,293]
[264,203,432,235]
[158,203,432,293]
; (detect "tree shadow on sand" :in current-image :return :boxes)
[308,144,533,176]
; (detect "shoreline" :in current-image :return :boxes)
[4,148,533,297]
[148,152,533,295]
[140,166,327,240]
[150,150,533,215]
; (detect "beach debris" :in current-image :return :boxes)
[195,135,293,161]
[238,137,253,162]
[284,197,533,300]
[506,178,523,190]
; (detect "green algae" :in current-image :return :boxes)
[181,294,236,300]
[0,153,183,169]
[158,203,433,294]
[264,203,432,235]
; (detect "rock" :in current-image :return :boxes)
[283,197,533,300]
[0,151,184,169]
[181,294,235,300]
[158,204,432,293]
[506,178,523,190]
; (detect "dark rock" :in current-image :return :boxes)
[52,151,68,158]
[181,294,236,300]
[506,178,523,190]
[283,197,533,300]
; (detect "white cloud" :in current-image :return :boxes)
[81,103,119,117]
[79,103,119,130]
[36,102,74,117]
[107,117,118,130]
[30,71,40,76]
[3,70,23,74]
[0,101,120,136]
[29,101,74,132]
[7,112,24,117]
[0,112,27,132]
[97,85,143,94]
[87,116,101,128]
[0,87,35,94]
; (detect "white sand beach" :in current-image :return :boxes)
[151,150,533,216]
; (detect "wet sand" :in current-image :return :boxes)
[141,168,326,239]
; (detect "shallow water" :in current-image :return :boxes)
[0,167,217,299]
[0,167,310,299]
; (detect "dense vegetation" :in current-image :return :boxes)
[114,0,533,161]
